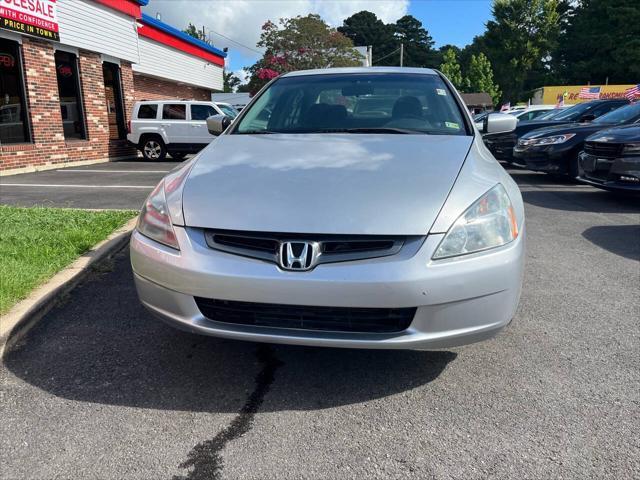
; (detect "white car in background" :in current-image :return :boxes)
[127,100,238,160]
[509,105,557,122]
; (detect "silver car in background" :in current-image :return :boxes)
[131,67,525,350]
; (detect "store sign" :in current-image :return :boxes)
[0,0,59,41]
[543,85,637,105]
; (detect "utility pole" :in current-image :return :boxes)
[400,43,404,67]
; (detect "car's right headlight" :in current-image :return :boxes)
[137,181,180,250]
[432,184,519,259]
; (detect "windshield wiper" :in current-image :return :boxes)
[235,130,276,134]
[313,127,421,134]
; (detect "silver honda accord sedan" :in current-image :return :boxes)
[131,67,525,350]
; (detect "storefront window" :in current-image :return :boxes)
[55,51,86,140]
[0,38,30,144]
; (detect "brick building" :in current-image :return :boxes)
[0,0,226,173]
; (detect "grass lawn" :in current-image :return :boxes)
[0,206,137,315]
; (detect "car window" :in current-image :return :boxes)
[528,110,551,120]
[191,104,216,121]
[217,104,238,118]
[137,104,158,119]
[234,73,469,136]
[537,109,562,120]
[162,104,186,120]
[590,102,626,118]
[553,102,593,120]
[593,102,640,125]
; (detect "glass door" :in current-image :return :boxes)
[102,62,126,140]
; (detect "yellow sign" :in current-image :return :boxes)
[542,85,635,105]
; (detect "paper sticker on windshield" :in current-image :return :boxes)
[445,122,460,129]
[436,88,447,96]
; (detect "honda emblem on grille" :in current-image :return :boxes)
[279,241,319,271]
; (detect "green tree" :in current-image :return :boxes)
[182,23,207,42]
[467,53,501,104]
[393,15,438,67]
[482,0,562,102]
[338,11,397,66]
[246,15,363,94]
[439,48,465,89]
[223,71,241,93]
[555,0,640,84]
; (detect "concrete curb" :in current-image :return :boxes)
[0,154,140,177]
[0,217,138,357]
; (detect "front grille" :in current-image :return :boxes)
[205,229,411,267]
[194,297,416,333]
[584,141,623,158]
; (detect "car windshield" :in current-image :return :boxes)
[217,104,238,118]
[536,109,564,120]
[233,73,469,135]
[593,102,640,125]
[552,102,594,120]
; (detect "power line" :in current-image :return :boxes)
[372,47,401,65]
[205,28,264,55]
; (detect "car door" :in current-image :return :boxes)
[189,103,218,145]
[161,103,189,145]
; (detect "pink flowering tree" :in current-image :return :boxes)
[246,15,363,94]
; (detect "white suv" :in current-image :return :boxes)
[127,100,238,160]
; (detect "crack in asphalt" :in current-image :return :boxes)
[173,344,283,480]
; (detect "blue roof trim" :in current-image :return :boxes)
[134,0,149,5]
[141,13,227,58]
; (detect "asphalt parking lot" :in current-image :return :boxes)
[0,160,182,210]
[1,166,639,479]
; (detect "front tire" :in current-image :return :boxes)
[141,137,166,161]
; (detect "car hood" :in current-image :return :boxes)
[587,125,640,142]
[182,133,473,235]
[521,122,612,140]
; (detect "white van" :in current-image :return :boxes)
[127,100,238,160]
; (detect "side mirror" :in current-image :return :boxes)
[580,114,596,123]
[483,113,518,134]
[206,114,232,136]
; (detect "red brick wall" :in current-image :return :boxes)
[133,73,212,101]
[0,38,137,172]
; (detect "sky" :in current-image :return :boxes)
[142,0,493,81]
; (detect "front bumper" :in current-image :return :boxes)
[484,133,517,161]
[130,226,525,350]
[513,144,570,173]
[577,152,640,193]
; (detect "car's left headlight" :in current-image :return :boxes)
[137,181,180,250]
[524,133,576,146]
[433,184,519,259]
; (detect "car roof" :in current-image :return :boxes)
[589,98,628,104]
[281,66,438,77]
[134,100,213,104]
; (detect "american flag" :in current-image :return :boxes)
[578,86,601,99]
[624,84,640,101]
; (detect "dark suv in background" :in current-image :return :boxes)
[484,99,630,162]
[578,125,640,194]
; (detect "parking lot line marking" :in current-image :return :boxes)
[1,183,155,189]
[56,169,171,174]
